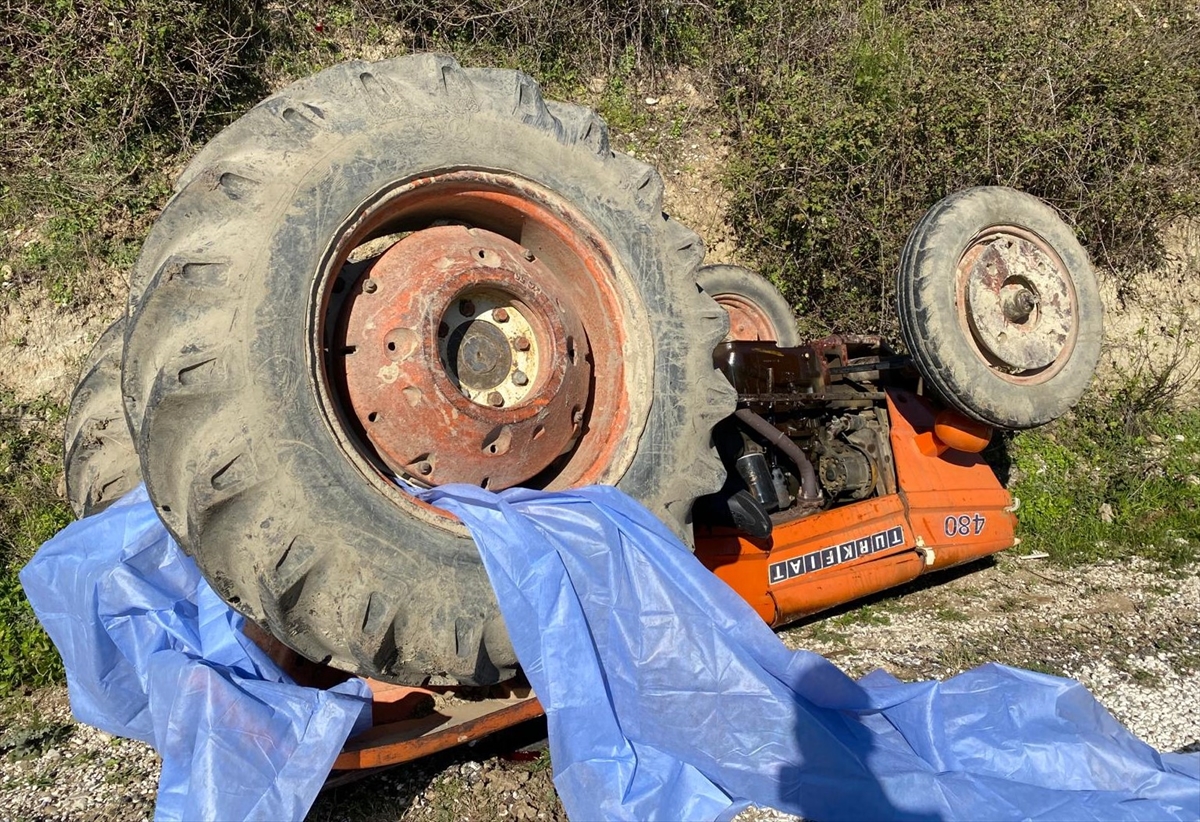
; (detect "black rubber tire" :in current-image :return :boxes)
[697,264,801,347]
[120,55,737,686]
[896,187,1103,429]
[64,317,141,518]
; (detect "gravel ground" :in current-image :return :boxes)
[2,552,1196,822]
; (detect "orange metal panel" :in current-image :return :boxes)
[694,388,1016,627]
[333,680,545,770]
[886,390,1017,571]
[325,388,1019,771]
[696,497,918,626]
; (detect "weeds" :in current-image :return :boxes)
[0,393,70,693]
[934,607,970,624]
[1010,392,1200,568]
[831,603,891,628]
[0,0,1197,696]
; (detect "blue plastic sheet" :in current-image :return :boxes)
[22,482,1200,821]
[20,486,373,822]
[421,483,1200,822]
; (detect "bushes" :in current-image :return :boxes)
[717,0,1200,334]
[0,0,707,294]
[1,0,262,154]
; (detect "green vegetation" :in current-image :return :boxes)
[832,603,892,628]
[934,607,971,624]
[717,0,1200,335]
[0,394,70,693]
[1010,396,1200,568]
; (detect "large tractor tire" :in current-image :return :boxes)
[698,264,801,346]
[897,187,1102,429]
[120,55,737,686]
[65,318,140,518]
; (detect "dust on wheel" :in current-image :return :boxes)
[897,187,1102,429]
[697,264,801,347]
[330,178,640,493]
[65,317,140,518]
[120,55,736,686]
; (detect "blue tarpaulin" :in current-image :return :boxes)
[22,483,1200,821]
[20,486,373,822]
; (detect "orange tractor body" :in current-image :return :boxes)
[312,385,1019,780]
[696,389,1015,626]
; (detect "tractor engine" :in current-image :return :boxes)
[698,336,907,536]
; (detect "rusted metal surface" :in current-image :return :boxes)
[338,226,592,489]
[956,228,1077,382]
[715,293,785,342]
[714,341,828,397]
[332,680,544,771]
[734,407,820,501]
[713,335,897,408]
[243,622,545,779]
[321,171,641,493]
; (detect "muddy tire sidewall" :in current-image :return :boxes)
[897,187,1103,429]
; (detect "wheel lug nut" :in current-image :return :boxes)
[362,278,378,294]
[522,249,535,262]
[514,336,530,351]
[487,391,504,407]
[415,460,433,476]
[459,299,475,317]
[493,307,509,323]
[512,370,528,386]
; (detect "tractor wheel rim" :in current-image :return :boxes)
[339,225,592,489]
[715,293,784,342]
[955,226,1078,385]
[313,171,647,514]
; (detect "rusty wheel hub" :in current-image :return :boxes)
[957,229,1076,381]
[716,294,782,342]
[337,225,593,489]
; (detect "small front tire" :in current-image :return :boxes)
[897,187,1102,429]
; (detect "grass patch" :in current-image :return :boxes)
[0,393,70,694]
[805,623,851,647]
[934,607,970,624]
[1009,391,1200,568]
[831,603,891,628]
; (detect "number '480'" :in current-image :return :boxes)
[944,513,986,537]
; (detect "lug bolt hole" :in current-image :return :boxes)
[368,411,379,423]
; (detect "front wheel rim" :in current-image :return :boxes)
[311,170,650,515]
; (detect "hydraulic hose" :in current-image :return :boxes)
[734,407,821,502]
